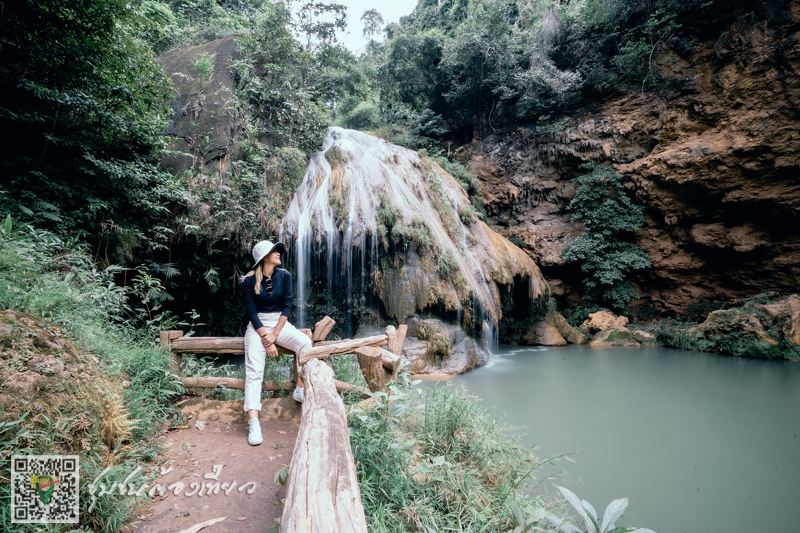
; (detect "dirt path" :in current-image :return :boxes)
[129,396,301,533]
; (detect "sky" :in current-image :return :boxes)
[327,0,420,53]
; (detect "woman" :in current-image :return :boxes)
[242,239,311,446]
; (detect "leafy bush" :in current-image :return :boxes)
[341,100,381,130]
[560,163,651,310]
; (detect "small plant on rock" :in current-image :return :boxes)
[522,486,656,533]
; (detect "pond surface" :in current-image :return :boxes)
[447,345,800,533]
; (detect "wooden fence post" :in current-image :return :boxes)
[159,330,184,373]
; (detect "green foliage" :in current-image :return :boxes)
[194,52,215,92]
[0,0,186,264]
[393,217,435,251]
[436,248,459,278]
[560,163,650,310]
[340,100,381,130]
[233,5,330,154]
[348,380,559,532]
[527,485,655,533]
[377,196,402,247]
[0,224,185,532]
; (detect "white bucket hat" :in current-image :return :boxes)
[251,240,286,269]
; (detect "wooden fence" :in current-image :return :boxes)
[160,317,408,532]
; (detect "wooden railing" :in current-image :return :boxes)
[160,317,408,533]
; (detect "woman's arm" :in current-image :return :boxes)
[263,315,288,346]
[242,275,265,331]
[263,271,292,346]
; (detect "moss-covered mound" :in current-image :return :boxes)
[0,309,134,453]
[652,294,800,360]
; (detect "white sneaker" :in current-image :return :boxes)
[292,386,304,403]
[247,418,262,446]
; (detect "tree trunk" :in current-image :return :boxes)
[386,324,408,356]
[355,346,385,392]
[354,346,402,392]
[280,359,367,533]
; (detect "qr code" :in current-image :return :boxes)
[11,455,80,524]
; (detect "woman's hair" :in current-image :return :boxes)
[244,263,264,294]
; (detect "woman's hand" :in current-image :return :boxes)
[266,343,279,358]
[261,332,278,347]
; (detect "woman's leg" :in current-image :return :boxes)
[275,321,312,388]
[243,323,269,416]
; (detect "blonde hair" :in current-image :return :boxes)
[244,263,265,295]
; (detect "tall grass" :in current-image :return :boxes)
[0,224,184,531]
[348,378,560,532]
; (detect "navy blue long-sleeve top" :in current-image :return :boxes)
[242,268,293,330]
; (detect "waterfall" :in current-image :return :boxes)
[280,127,547,346]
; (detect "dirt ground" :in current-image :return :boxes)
[128,395,301,533]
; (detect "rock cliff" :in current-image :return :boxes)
[463,5,800,315]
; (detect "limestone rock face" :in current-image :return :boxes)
[461,9,800,314]
[158,36,239,179]
[581,311,629,334]
[402,317,489,375]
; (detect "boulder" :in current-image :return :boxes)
[589,328,657,348]
[158,36,239,178]
[547,309,588,345]
[692,309,779,354]
[402,317,489,375]
[760,295,800,346]
[581,311,629,334]
[522,318,567,346]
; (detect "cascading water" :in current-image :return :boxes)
[280,127,548,349]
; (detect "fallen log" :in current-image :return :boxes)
[298,334,388,365]
[312,316,336,343]
[180,376,362,394]
[280,358,367,533]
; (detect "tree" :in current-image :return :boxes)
[0,0,181,263]
[361,9,384,40]
[560,163,651,310]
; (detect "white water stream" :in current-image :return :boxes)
[280,128,546,347]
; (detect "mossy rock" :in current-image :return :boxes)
[589,328,658,348]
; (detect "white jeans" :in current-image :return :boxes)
[243,312,312,412]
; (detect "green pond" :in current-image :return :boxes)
[444,345,800,533]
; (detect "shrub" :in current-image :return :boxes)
[342,100,381,130]
[560,163,651,311]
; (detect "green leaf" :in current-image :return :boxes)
[3,214,11,234]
